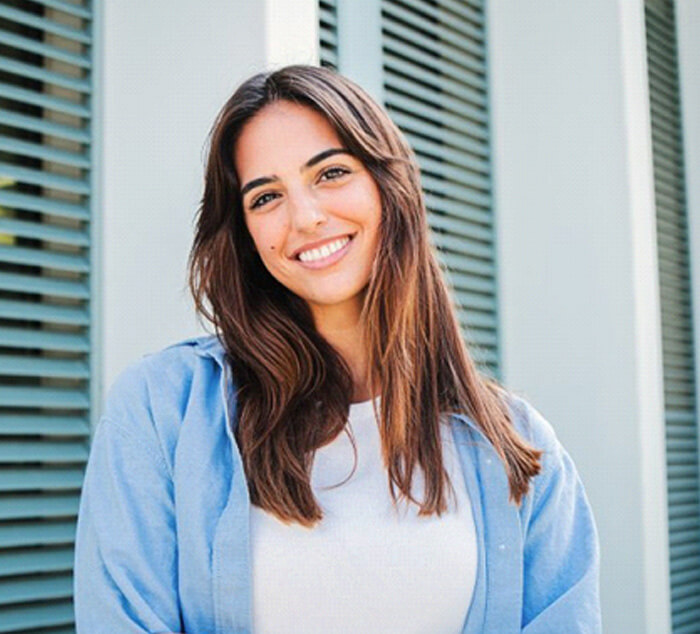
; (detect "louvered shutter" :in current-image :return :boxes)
[645,0,700,630]
[321,0,496,377]
[0,0,93,631]
[319,0,338,70]
[382,0,496,377]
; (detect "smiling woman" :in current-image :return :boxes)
[73,65,602,633]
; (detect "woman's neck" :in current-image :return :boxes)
[309,297,374,403]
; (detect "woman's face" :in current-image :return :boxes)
[234,100,382,318]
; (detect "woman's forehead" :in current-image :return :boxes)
[233,104,350,188]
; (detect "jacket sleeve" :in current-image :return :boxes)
[74,407,183,633]
[517,400,603,633]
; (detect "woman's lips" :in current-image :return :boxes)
[295,234,355,270]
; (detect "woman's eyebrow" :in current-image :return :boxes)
[239,147,352,198]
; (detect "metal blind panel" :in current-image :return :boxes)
[645,0,700,631]
[0,0,93,631]
[381,0,496,377]
[319,0,338,70]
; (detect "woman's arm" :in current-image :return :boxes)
[518,402,603,633]
[74,413,183,633]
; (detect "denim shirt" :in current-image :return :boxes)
[74,334,602,633]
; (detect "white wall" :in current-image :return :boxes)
[487,1,671,632]
[99,0,318,397]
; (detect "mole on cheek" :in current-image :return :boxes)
[270,246,275,250]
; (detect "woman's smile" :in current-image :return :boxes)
[295,233,356,270]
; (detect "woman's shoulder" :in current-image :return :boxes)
[99,334,226,444]
[501,390,561,457]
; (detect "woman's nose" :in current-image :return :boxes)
[287,189,328,232]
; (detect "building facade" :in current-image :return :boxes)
[0,0,699,631]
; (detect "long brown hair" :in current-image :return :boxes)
[188,64,542,527]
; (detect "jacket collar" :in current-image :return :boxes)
[191,333,228,364]
[191,333,484,439]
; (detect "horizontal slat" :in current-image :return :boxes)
[0,440,88,463]
[441,267,493,296]
[417,152,490,191]
[0,601,75,633]
[672,579,700,602]
[667,410,697,425]
[0,244,89,272]
[668,489,700,506]
[0,137,90,168]
[420,172,491,208]
[0,496,80,521]
[32,0,92,19]
[0,190,89,220]
[0,163,89,194]
[0,414,89,436]
[439,250,495,278]
[0,299,89,326]
[0,469,85,493]
[0,4,90,44]
[453,305,495,331]
[0,271,89,298]
[0,521,76,548]
[427,210,492,242]
[0,56,90,93]
[0,385,89,408]
[668,514,700,535]
[0,354,90,378]
[0,29,90,69]
[0,326,89,351]
[450,287,496,313]
[0,109,89,144]
[431,231,492,260]
[0,81,89,118]
[669,526,700,546]
[0,218,88,245]
[0,573,73,606]
[319,6,336,26]
[425,193,491,225]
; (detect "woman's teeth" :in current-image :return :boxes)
[298,235,351,262]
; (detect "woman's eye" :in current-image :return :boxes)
[320,166,350,181]
[250,192,279,209]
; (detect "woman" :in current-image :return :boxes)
[74,65,602,633]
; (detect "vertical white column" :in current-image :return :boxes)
[486,1,671,632]
[264,0,320,69]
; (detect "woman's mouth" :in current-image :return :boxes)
[295,234,355,270]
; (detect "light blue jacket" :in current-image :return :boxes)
[74,334,602,633]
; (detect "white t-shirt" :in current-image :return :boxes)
[250,397,478,633]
